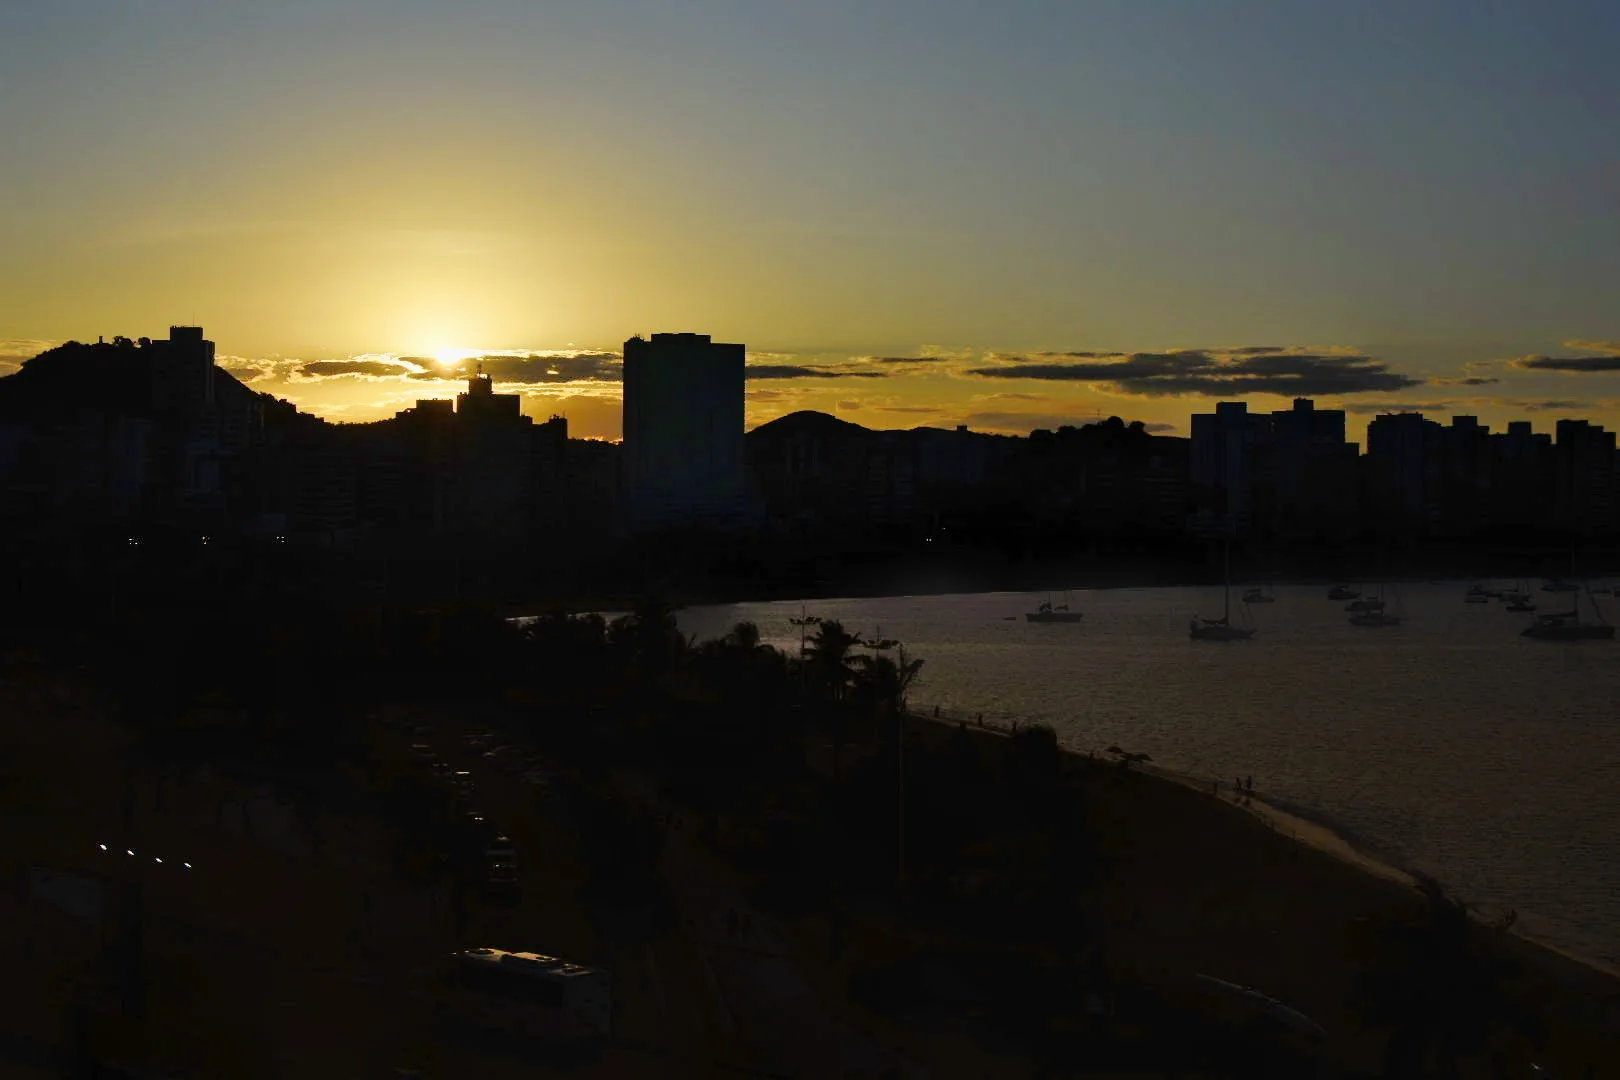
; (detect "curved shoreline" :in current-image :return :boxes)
[912,708,1620,989]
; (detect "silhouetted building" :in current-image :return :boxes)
[452,367,532,540]
[1189,402,1269,537]
[622,332,755,532]
[1365,412,1442,534]
[1553,419,1617,537]
[1435,415,1495,539]
[1264,398,1357,541]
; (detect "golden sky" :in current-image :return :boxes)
[3,2,1619,440]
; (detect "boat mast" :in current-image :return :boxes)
[1223,538,1232,623]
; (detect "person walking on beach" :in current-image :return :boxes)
[1245,776,1253,793]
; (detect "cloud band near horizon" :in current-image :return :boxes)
[965,347,1423,397]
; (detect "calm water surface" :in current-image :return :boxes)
[674,582,1620,970]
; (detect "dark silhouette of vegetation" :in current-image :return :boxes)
[1353,874,1545,1078]
[14,591,1584,1080]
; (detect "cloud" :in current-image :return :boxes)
[1331,396,1604,416]
[301,359,424,378]
[1143,422,1178,433]
[0,338,57,361]
[973,391,1049,402]
[1512,354,1620,373]
[1338,401,1469,415]
[416,352,622,383]
[745,387,814,402]
[835,400,863,411]
[745,364,885,380]
[858,355,957,365]
[1562,340,1620,353]
[1432,375,1500,386]
[875,405,941,414]
[966,346,1421,397]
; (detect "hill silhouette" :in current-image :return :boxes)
[0,337,303,425]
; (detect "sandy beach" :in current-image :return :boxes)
[808,714,1620,1078]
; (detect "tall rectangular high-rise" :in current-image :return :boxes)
[621,332,750,531]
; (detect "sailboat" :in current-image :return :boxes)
[1327,584,1360,601]
[1242,584,1276,605]
[1504,579,1536,613]
[1522,582,1614,640]
[1349,581,1402,627]
[1026,591,1084,623]
[1191,541,1256,641]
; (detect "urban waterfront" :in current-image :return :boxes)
[674,582,1620,973]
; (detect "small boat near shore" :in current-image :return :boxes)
[1025,592,1083,623]
[1327,585,1360,601]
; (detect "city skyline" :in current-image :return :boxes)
[7,329,1620,442]
[5,2,1620,438]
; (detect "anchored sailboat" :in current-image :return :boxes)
[1522,582,1613,640]
[1191,541,1256,642]
[1349,581,1402,627]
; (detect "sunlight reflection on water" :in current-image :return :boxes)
[678,582,1620,969]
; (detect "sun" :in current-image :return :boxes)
[431,346,478,368]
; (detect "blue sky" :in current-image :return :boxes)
[2,0,1619,437]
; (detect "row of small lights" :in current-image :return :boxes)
[98,843,191,871]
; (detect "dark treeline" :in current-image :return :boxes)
[12,589,1566,1078]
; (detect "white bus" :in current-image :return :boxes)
[436,947,611,1043]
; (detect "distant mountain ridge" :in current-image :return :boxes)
[0,337,301,424]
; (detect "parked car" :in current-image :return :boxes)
[451,770,476,794]
[484,860,520,901]
[486,835,517,861]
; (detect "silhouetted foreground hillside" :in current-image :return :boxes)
[3,600,1617,1077]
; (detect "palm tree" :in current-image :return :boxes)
[852,645,924,733]
[1353,873,1544,1078]
[805,619,866,706]
[609,595,687,686]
